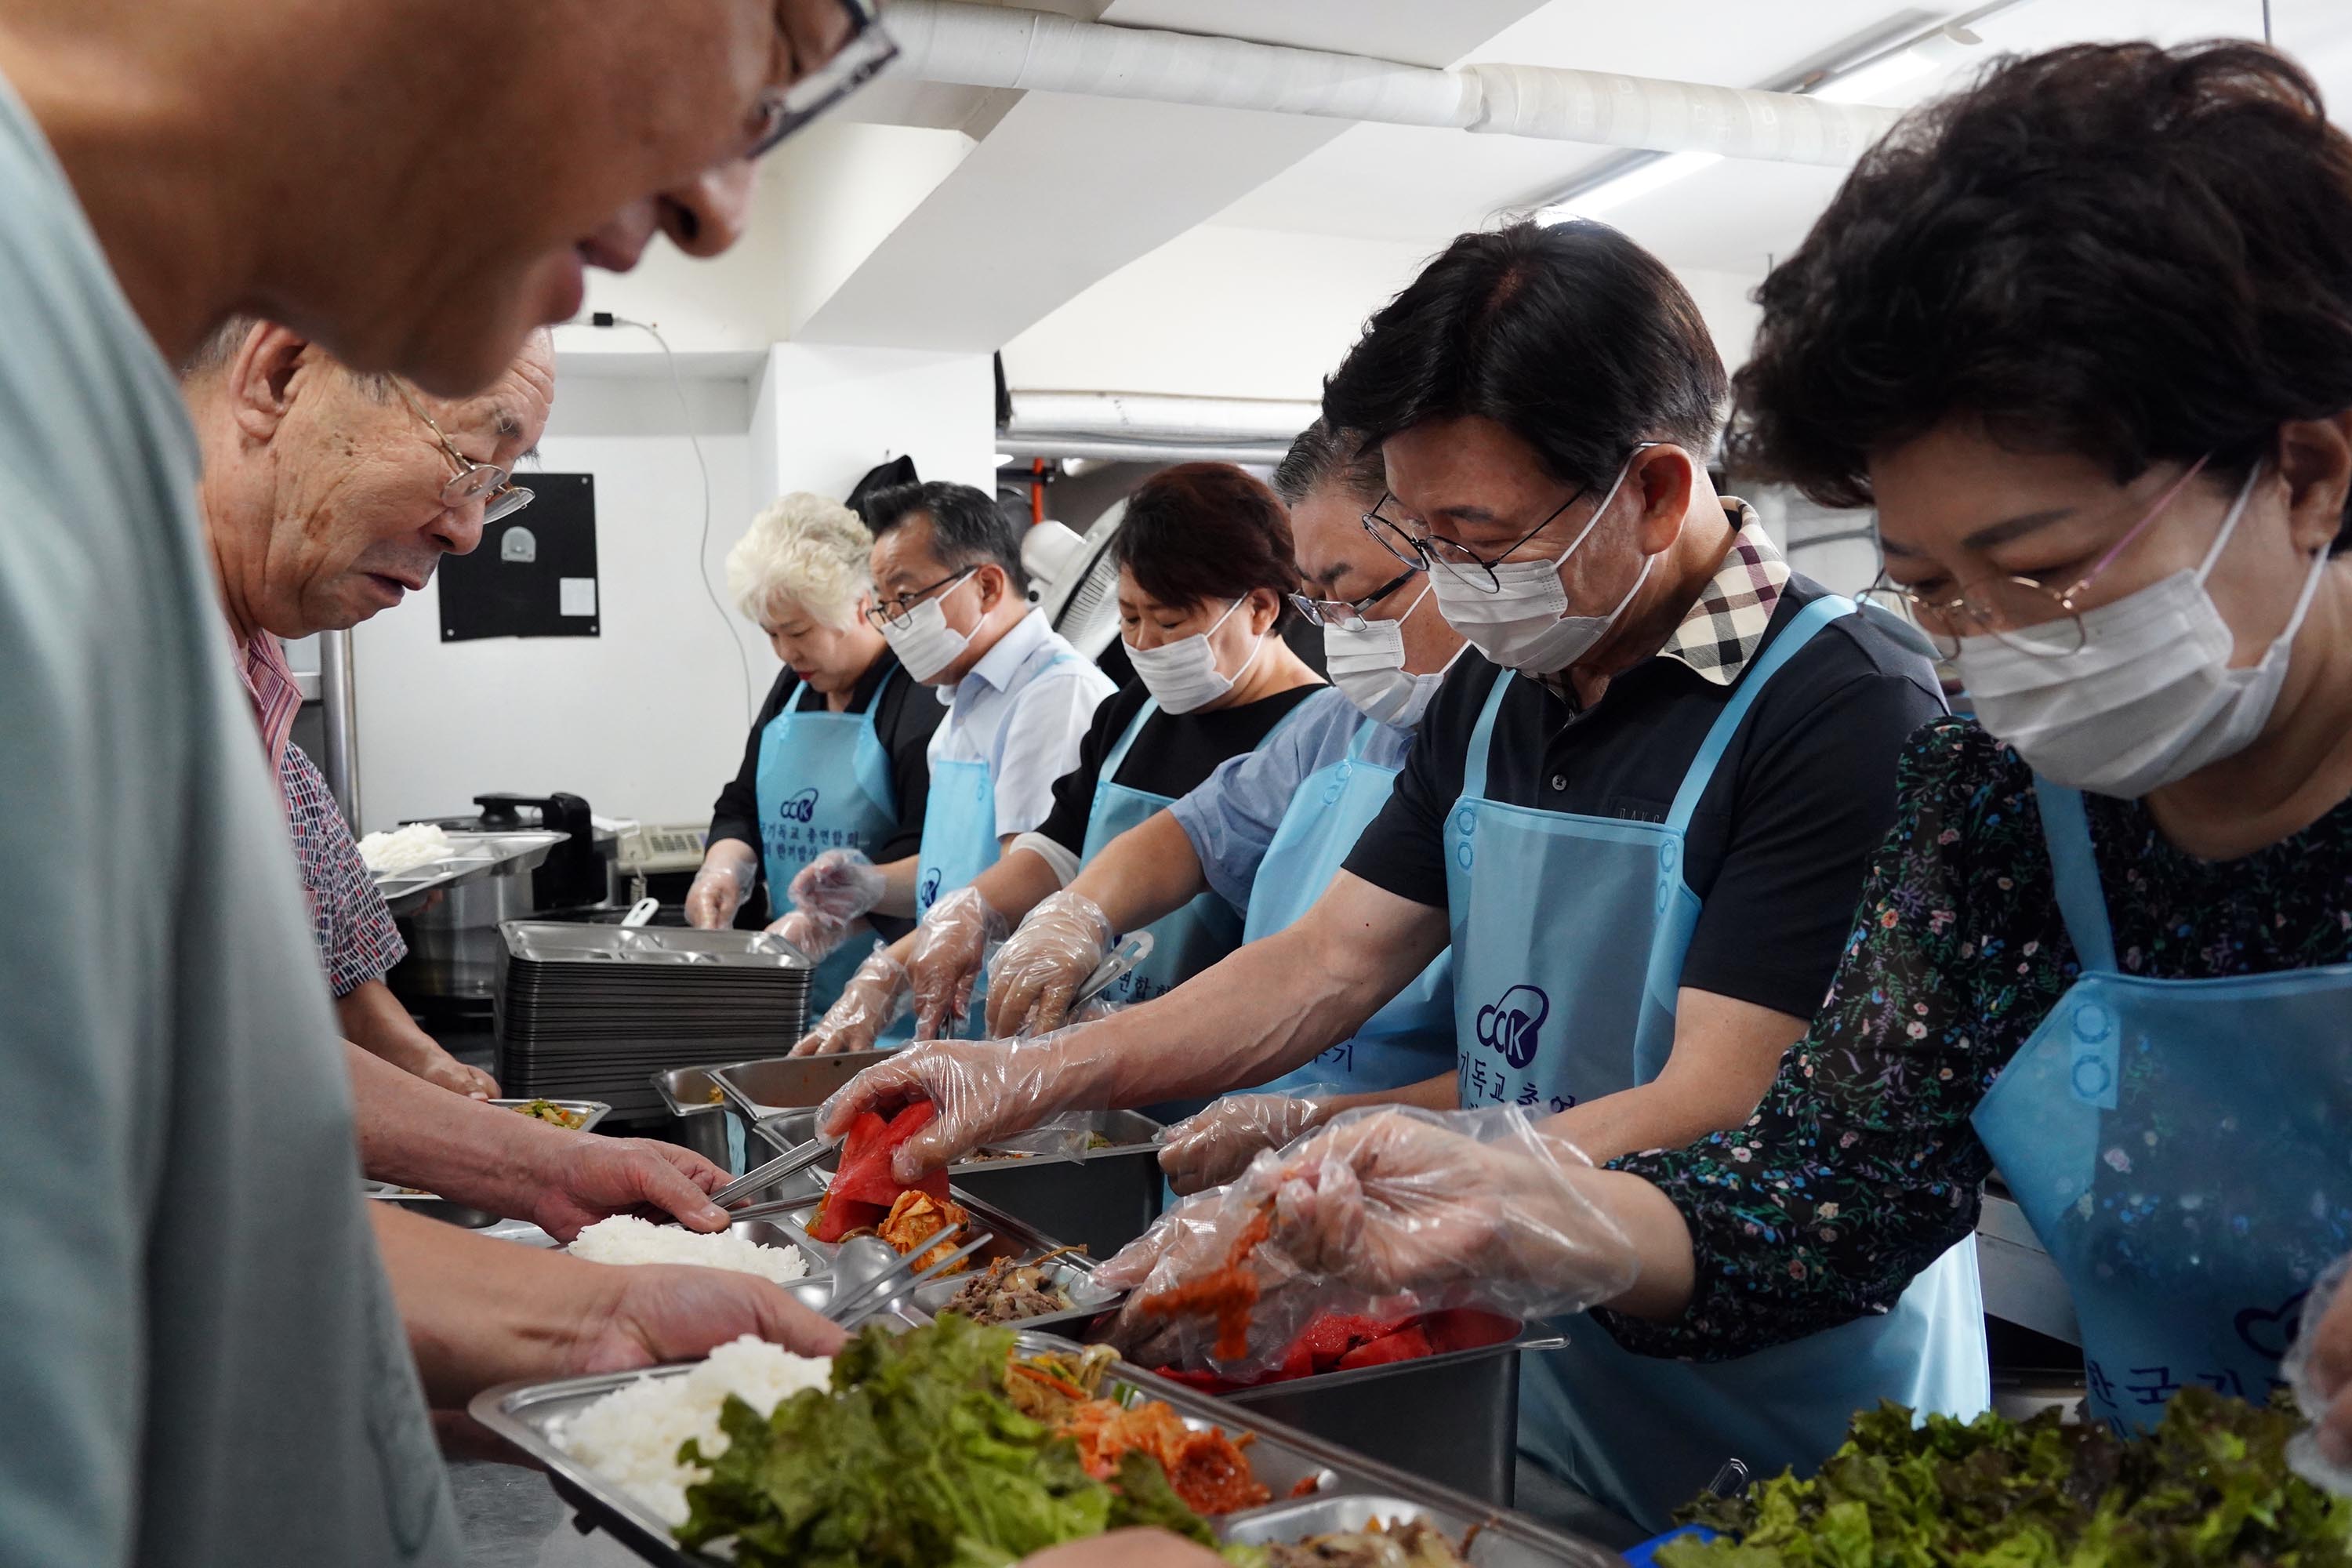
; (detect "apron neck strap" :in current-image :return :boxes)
[1664,595,1856,835]
[1102,696,1159,784]
[1346,715,1381,761]
[2030,778,2119,972]
[1464,671,1513,799]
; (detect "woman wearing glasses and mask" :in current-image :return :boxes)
[820,219,1980,1532]
[793,463,1324,1058]
[686,493,944,1022]
[1070,35,2352,1525]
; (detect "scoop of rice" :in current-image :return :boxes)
[569,1214,811,1285]
[358,822,452,873]
[552,1335,832,1525]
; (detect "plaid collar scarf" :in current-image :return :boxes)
[1656,500,1791,687]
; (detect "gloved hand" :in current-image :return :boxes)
[984,890,1114,1038]
[2286,1254,2352,1491]
[1157,1091,1333,1196]
[684,840,758,930]
[767,908,851,963]
[788,848,886,924]
[788,943,910,1057]
[906,887,1009,1041]
[816,1029,1109,1179]
[1096,1106,1639,1371]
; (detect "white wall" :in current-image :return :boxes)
[349,346,998,835]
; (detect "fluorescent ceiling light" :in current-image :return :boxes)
[1537,150,1722,222]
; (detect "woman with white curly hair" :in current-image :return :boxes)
[685,492,943,1016]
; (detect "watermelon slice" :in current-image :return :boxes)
[1335,1323,1434,1370]
[807,1190,887,1243]
[829,1101,952,1207]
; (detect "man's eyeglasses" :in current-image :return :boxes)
[746,0,899,160]
[1860,455,2213,660]
[1359,444,1659,594]
[391,379,533,525]
[865,565,977,631]
[1288,564,1422,632]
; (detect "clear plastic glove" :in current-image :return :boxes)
[788,848,886,924]
[684,840,758,930]
[907,887,1009,1041]
[766,907,851,963]
[2285,1253,2352,1492]
[815,1029,1109,1179]
[1158,1090,1334,1197]
[789,943,909,1057]
[1095,1105,1639,1375]
[985,890,1114,1039]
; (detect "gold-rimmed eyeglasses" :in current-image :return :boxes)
[390,379,534,526]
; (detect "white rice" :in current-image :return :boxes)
[568,1214,811,1285]
[358,822,452,873]
[552,1334,833,1526]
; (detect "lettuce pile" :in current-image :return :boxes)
[676,1313,1255,1567]
[1664,1389,2351,1568]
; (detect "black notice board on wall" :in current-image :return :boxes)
[438,472,600,641]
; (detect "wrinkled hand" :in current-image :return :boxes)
[985,890,1113,1038]
[788,848,885,924]
[684,840,758,931]
[817,1034,1083,1179]
[2289,1257,2352,1488]
[405,1043,499,1100]
[527,1134,733,1243]
[566,1260,848,1376]
[767,907,851,963]
[908,887,1007,1040]
[1158,1092,1328,1197]
[789,945,909,1056]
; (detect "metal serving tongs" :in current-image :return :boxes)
[1069,931,1154,1014]
[709,1135,834,1209]
[824,1229,996,1331]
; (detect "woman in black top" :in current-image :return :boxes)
[795,463,1323,1050]
[685,492,941,1011]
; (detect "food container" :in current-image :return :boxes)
[1211,1312,1533,1508]
[710,1050,895,1149]
[648,1067,734,1169]
[751,1105,1168,1258]
[470,1327,1621,1568]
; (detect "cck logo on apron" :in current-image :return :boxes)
[775,787,819,824]
[1475,983,1548,1070]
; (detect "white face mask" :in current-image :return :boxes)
[1126,596,1265,714]
[880,570,976,684]
[1427,456,1652,676]
[1323,580,1462,728]
[1957,463,2332,797]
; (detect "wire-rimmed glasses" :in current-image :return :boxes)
[1358,443,1660,593]
[1860,456,2212,659]
[746,0,899,160]
[864,565,976,631]
[1287,564,1421,631]
[391,379,534,525]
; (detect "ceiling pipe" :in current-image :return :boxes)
[1001,390,1316,467]
[885,0,1901,168]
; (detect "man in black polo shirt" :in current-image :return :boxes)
[821,222,1987,1530]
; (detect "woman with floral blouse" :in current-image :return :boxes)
[1114,36,2352,1488]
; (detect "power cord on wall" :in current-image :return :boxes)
[590,310,759,724]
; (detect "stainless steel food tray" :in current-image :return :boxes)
[374,830,569,917]
[710,1050,897,1127]
[502,922,816,969]
[470,1327,1620,1568]
[753,1105,1168,1258]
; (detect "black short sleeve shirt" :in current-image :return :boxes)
[1341,576,1946,1021]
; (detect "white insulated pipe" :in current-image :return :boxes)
[885,0,1901,168]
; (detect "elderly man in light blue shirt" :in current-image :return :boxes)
[789,478,1112,1053]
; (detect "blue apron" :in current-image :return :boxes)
[1444,597,1989,1532]
[756,669,902,1018]
[1973,780,2352,1432]
[1080,695,1308,1118]
[1241,716,1454,1095]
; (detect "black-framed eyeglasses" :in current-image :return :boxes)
[746,0,899,160]
[391,379,534,525]
[1360,442,1661,594]
[1288,564,1422,632]
[865,565,976,631]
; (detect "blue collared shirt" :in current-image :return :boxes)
[927,609,1116,839]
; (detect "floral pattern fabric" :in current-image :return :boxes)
[1603,714,2352,1360]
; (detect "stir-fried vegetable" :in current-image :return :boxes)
[510,1098,586,1129]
